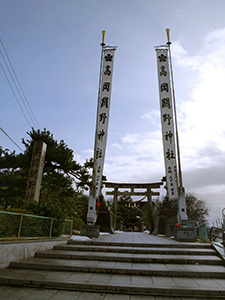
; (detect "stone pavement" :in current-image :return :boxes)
[0,232,225,299]
[1,285,224,300]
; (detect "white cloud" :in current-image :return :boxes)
[122,133,139,144]
[104,130,165,186]
[119,131,163,160]
[171,28,225,223]
[141,109,160,126]
[82,149,93,157]
[172,41,202,69]
[204,27,225,46]
[172,28,225,173]
[104,157,164,184]
[73,149,93,164]
[110,143,123,150]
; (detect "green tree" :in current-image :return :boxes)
[22,128,91,190]
[116,193,143,231]
[0,148,27,208]
[141,202,154,231]
[157,192,209,228]
[0,129,91,222]
[22,129,91,212]
[186,192,209,227]
[70,193,89,230]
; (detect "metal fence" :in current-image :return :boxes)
[0,210,73,240]
[210,226,225,245]
[198,225,208,242]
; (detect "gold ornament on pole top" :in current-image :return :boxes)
[166,28,171,45]
[101,30,106,46]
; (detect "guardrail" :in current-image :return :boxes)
[210,226,225,246]
[0,210,73,240]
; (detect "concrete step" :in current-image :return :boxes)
[54,244,216,255]
[1,232,224,298]
[10,257,225,278]
[68,240,212,249]
[1,268,225,298]
[35,249,223,265]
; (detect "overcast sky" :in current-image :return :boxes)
[1,0,225,225]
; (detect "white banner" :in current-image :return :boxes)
[94,48,116,199]
[156,48,178,200]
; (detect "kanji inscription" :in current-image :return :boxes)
[156,48,178,200]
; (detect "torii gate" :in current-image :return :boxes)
[103,181,163,230]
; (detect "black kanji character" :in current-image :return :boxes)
[100,113,107,124]
[163,113,172,125]
[162,97,170,109]
[161,83,169,92]
[101,97,109,108]
[160,65,167,76]
[103,82,110,92]
[104,65,111,76]
[98,130,105,141]
[165,131,173,144]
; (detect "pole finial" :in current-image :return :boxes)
[101,30,106,46]
[166,28,171,45]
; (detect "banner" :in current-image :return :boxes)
[87,47,116,224]
[93,48,116,199]
[156,48,178,200]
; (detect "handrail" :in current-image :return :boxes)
[210,226,225,246]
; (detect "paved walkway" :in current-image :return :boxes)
[95,232,179,244]
[1,285,219,300]
[0,232,222,299]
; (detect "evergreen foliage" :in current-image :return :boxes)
[186,192,209,227]
[158,193,209,228]
[0,129,92,232]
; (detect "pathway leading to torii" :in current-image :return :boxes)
[0,232,225,299]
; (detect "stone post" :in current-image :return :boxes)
[24,140,47,207]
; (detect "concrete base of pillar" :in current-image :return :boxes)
[175,220,197,242]
[80,225,100,238]
[165,218,177,237]
[95,197,114,234]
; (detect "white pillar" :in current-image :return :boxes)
[178,187,188,222]
[87,189,97,225]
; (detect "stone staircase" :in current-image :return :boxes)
[0,237,225,298]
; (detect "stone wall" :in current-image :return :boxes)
[0,239,67,268]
